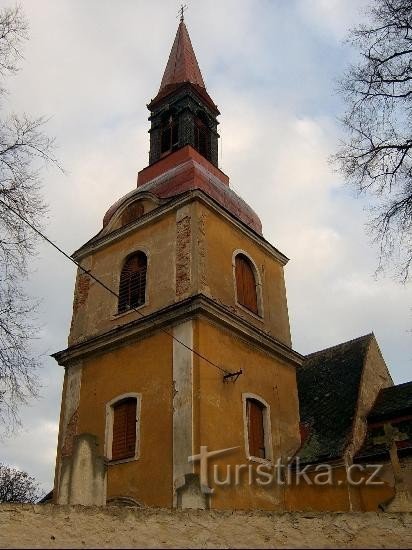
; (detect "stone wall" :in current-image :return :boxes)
[1,505,411,549]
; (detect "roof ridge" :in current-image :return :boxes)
[305,333,374,359]
[380,380,412,391]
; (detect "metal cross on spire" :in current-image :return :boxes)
[178,4,188,22]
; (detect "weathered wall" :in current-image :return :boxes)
[74,331,173,508]
[1,505,411,549]
[194,317,300,510]
[349,337,393,461]
[69,211,177,345]
[197,202,292,346]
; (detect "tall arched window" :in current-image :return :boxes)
[235,254,258,314]
[194,112,210,160]
[243,394,272,461]
[246,398,266,459]
[112,397,137,461]
[118,252,147,313]
[105,393,141,463]
[160,112,179,155]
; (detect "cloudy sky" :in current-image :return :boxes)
[1,0,411,491]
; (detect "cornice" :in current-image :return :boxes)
[52,294,303,369]
[72,189,289,266]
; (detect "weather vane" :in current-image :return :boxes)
[178,4,188,22]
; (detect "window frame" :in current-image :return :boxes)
[242,393,273,464]
[105,393,142,465]
[117,250,148,316]
[232,250,264,320]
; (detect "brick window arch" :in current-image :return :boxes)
[118,251,147,313]
[235,254,258,314]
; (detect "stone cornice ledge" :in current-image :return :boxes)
[52,294,303,368]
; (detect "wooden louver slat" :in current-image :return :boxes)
[112,398,137,461]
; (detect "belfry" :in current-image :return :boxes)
[52,17,412,511]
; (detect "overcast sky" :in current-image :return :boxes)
[1,0,411,492]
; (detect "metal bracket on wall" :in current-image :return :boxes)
[223,369,243,383]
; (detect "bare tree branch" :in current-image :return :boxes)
[0,5,60,434]
[333,0,412,282]
[0,463,43,503]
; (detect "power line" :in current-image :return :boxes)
[0,198,230,376]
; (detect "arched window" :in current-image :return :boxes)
[105,393,141,463]
[194,112,210,160]
[160,112,179,155]
[121,201,144,226]
[247,398,266,459]
[235,254,258,314]
[118,252,147,313]
[112,397,137,461]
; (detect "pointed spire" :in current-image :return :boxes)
[158,20,205,93]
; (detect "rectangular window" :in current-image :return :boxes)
[112,398,137,461]
[247,398,266,459]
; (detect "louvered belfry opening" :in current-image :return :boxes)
[194,113,210,160]
[121,201,144,226]
[118,252,147,314]
[235,254,258,314]
[247,398,266,459]
[160,112,179,155]
[148,20,220,166]
[112,398,137,461]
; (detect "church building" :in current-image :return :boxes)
[52,18,412,512]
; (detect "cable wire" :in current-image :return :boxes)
[0,198,230,375]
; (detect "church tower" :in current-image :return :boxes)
[53,17,302,510]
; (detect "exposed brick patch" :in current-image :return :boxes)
[73,274,90,315]
[176,216,191,296]
[198,212,207,292]
[61,409,79,457]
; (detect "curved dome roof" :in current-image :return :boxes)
[103,149,262,235]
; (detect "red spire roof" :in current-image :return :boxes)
[159,20,205,91]
[149,20,218,113]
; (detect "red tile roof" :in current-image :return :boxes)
[159,21,205,91]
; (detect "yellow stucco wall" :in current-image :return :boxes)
[69,213,177,345]
[76,331,173,508]
[284,465,394,512]
[194,318,300,510]
[196,202,292,347]
[69,196,292,349]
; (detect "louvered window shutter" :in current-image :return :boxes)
[247,399,266,459]
[121,202,144,226]
[118,252,147,313]
[112,398,137,460]
[235,255,258,314]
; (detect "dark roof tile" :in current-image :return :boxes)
[296,334,373,464]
